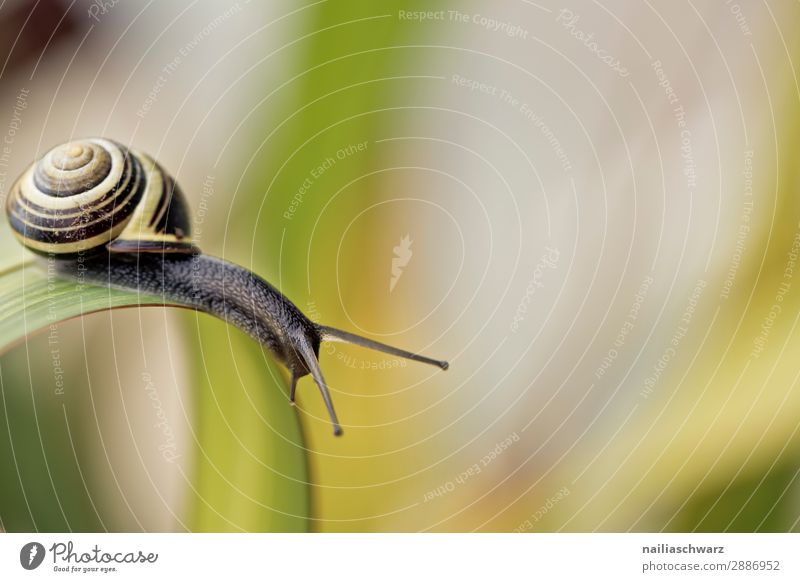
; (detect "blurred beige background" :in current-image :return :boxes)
[0,0,798,532]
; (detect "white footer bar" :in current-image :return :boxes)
[1,533,797,581]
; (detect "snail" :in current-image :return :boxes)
[5,138,448,436]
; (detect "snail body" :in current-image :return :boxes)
[6,138,448,436]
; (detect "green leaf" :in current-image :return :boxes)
[0,261,169,351]
[186,316,310,532]
[0,221,309,532]
[0,222,163,351]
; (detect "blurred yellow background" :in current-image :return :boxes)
[0,0,799,532]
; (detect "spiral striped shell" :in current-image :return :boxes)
[6,138,195,256]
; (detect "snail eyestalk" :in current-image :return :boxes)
[8,137,450,438]
[319,326,449,370]
[296,336,343,436]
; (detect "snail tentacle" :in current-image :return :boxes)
[296,334,342,436]
[319,326,449,370]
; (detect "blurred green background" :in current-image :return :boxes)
[0,0,799,532]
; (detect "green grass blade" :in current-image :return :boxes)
[0,238,309,531]
[0,261,169,352]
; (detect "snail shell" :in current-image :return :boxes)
[5,137,195,256]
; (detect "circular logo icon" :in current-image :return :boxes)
[19,542,46,570]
